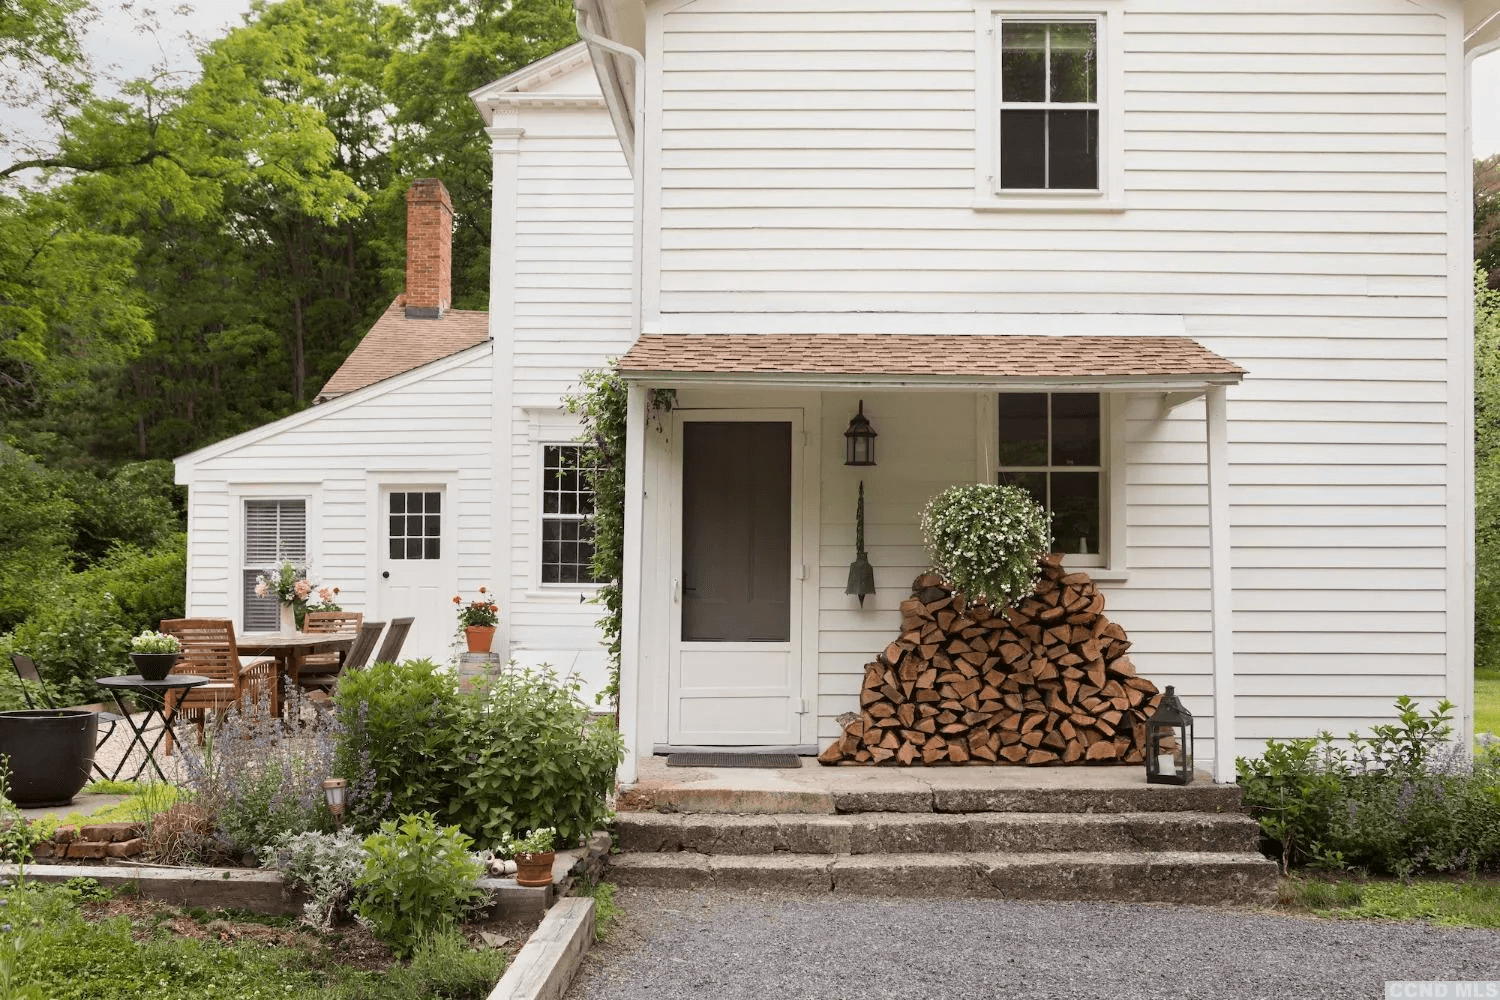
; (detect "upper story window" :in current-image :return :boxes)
[974,2,1123,211]
[999,21,1098,190]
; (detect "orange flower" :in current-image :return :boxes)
[478,586,487,594]
[488,604,498,612]
[452,595,461,604]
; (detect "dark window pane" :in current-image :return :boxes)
[1052,472,1101,555]
[389,539,404,560]
[1000,110,1046,190]
[390,493,405,514]
[543,491,559,514]
[407,515,423,535]
[998,470,1048,513]
[425,514,440,536]
[542,563,559,584]
[1050,22,1097,103]
[1001,22,1046,102]
[560,564,578,584]
[389,516,404,539]
[997,394,1049,466]
[543,538,560,563]
[1048,110,1098,190]
[406,538,423,559]
[424,538,440,560]
[425,492,440,513]
[1052,393,1101,466]
[560,492,577,516]
[580,492,595,516]
[406,492,423,513]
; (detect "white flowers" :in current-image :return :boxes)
[920,483,1051,606]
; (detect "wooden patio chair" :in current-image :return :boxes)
[374,617,414,665]
[10,652,127,779]
[300,620,385,701]
[158,619,276,749]
[297,610,365,689]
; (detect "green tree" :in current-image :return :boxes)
[1476,266,1500,670]
[1478,155,1500,290]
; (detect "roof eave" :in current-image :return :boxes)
[616,370,1244,392]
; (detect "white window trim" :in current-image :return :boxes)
[976,392,1128,581]
[527,411,604,598]
[230,485,321,633]
[973,0,1126,212]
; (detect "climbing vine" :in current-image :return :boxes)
[563,363,673,704]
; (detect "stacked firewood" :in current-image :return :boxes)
[820,554,1163,766]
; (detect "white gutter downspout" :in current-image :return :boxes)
[574,2,648,785]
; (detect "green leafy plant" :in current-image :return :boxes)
[354,814,486,958]
[1236,733,1348,874]
[128,630,180,654]
[498,827,556,859]
[0,760,37,877]
[919,483,1051,607]
[262,830,367,929]
[576,878,621,942]
[453,587,499,628]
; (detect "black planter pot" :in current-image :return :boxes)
[129,651,179,681]
[0,710,96,807]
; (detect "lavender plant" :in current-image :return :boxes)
[173,684,342,856]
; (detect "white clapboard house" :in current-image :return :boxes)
[180,1,1499,783]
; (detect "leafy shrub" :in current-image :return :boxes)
[451,666,623,849]
[333,658,466,830]
[354,814,485,958]
[262,830,367,928]
[1238,697,1500,876]
[920,483,1051,607]
[174,687,339,857]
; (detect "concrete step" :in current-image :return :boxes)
[606,850,1279,906]
[617,810,1262,856]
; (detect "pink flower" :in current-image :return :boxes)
[294,579,312,599]
[254,582,268,598]
[318,586,333,603]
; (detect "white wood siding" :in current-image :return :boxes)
[502,90,636,693]
[650,0,1465,760]
[180,350,494,651]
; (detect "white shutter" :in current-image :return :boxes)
[243,499,308,628]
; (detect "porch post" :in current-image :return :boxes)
[618,382,648,785]
[1205,385,1236,783]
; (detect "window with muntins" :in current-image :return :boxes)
[388,491,442,561]
[243,499,307,630]
[541,445,599,585]
[999,20,1099,191]
[996,393,1104,563]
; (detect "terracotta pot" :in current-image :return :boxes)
[128,651,180,681]
[465,625,496,653]
[513,850,555,887]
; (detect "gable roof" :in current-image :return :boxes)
[316,298,489,402]
[618,334,1245,389]
[469,42,605,126]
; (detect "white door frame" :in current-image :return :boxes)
[665,407,818,749]
[365,471,459,661]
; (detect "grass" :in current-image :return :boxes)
[0,881,506,1000]
[575,879,621,941]
[1476,665,1500,740]
[1282,875,1500,929]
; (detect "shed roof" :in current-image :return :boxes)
[617,334,1245,389]
[316,299,489,401]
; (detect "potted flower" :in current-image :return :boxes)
[454,587,499,653]
[129,630,182,681]
[256,560,338,631]
[500,827,557,887]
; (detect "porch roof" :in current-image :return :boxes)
[617,334,1245,390]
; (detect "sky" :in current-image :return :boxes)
[5,2,1500,158]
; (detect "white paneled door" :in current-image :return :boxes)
[376,485,453,663]
[669,410,805,747]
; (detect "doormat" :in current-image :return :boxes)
[666,753,801,769]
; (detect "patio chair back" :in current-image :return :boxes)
[375,617,414,665]
[159,619,243,686]
[344,621,386,672]
[302,610,363,634]
[8,653,48,710]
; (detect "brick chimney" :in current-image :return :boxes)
[404,178,453,319]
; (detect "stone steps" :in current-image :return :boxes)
[607,850,1278,905]
[616,810,1262,856]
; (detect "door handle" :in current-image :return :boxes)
[382,571,390,579]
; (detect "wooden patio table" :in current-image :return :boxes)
[235,631,355,717]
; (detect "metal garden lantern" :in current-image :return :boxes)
[1145,686,1194,785]
[844,400,877,467]
[322,777,348,828]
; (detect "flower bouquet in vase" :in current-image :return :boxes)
[256,560,339,631]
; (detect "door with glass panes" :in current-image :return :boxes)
[376,485,453,662]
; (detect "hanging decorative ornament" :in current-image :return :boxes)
[846,481,876,606]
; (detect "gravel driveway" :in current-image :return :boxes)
[567,888,1500,1000]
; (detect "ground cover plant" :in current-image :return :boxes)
[1238,697,1500,876]
[1281,874,1500,930]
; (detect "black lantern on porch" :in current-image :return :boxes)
[1145,686,1194,785]
[844,401,877,467]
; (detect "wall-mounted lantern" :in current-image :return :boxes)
[844,401,877,467]
[1145,686,1194,785]
[845,481,875,606]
